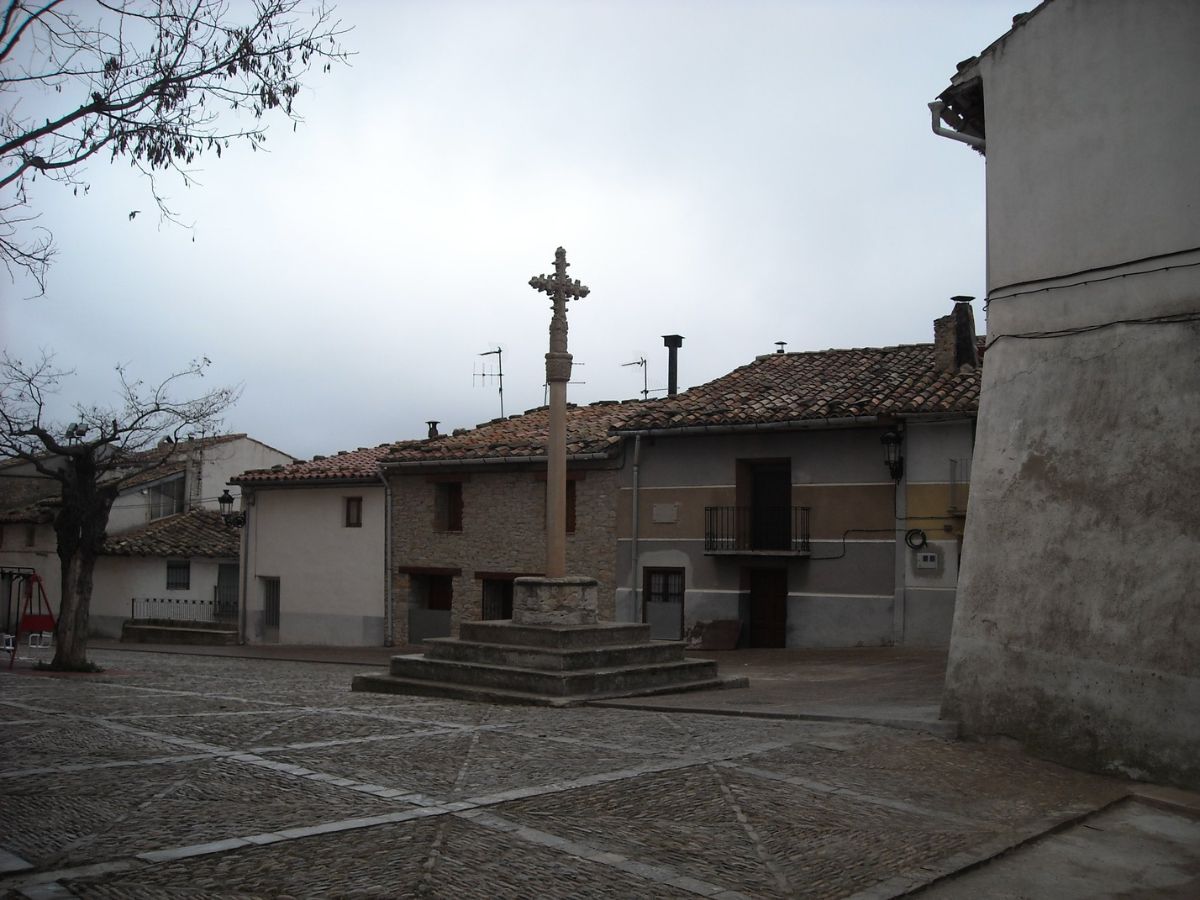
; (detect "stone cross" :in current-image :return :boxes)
[529,247,589,577]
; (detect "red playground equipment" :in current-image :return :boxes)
[4,570,57,668]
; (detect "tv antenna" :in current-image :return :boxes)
[622,357,648,400]
[474,347,505,418]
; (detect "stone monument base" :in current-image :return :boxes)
[353,577,747,706]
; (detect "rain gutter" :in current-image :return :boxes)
[380,450,617,470]
[614,415,880,438]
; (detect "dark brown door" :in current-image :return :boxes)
[748,568,788,648]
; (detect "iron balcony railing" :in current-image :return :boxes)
[130,595,238,625]
[704,506,812,554]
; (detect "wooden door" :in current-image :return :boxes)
[748,568,788,648]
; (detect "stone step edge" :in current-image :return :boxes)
[457,621,655,648]
[351,672,748,707]
[390,654,714,678]
[421,639,685,659]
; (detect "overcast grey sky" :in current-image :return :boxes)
[3,1,1011,461]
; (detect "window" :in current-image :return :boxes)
[434,482,463,532]
[166,560,191,590]
[24,524,36,547]
[345,496,363,528]
[644,568,685,606]
[424,574,453,610]
[149,477,186,520]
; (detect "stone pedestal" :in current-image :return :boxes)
[352,615,748,707]
[513,576,597,626]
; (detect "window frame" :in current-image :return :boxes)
[166,559,191,590]
[434,481,464,532]
[149,476,186,521]
[344,495,363,528]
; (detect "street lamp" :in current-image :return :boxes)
[218,489,246,527]
[881,430,905,482]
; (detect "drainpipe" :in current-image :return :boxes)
[891,433,908,646]
[630,434,642,624]
[927,100,986,150]
[380,470,394,647]
[238,490,251,645]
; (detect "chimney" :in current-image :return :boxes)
[934,296,979,373]
[426,420,440,439]
[662,334,684,396]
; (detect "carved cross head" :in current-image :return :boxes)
[529,247,590,307]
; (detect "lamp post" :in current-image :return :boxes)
[881,430,905,482]
[218,489,246,527]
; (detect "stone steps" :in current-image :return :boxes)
[121,623,238,645]
[351,670,746,708]
[385,654,719,696]
[422,637,681,671]
[457,620,653,648]
[352,577,745,706]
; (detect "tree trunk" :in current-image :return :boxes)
[50,454,115,671]
[53,547,97,669]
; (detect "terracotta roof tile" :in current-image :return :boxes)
[383,401,649,465]
[617,342,983,431]
[233,443,406,485]
[101,509,239,558]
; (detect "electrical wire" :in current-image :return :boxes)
[985,310,1200,349]
[985,246,1200,303]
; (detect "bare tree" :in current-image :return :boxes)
[0,352,240,669]
[1,0,348,292]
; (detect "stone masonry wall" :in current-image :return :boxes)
[388,465,619,645]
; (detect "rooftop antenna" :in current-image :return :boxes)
[474,347,505,418]
[622,357,648,400]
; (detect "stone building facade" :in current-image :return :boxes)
[381,403,637,646]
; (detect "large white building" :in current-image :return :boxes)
[932,0,1200,788]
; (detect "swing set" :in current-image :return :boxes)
[2,568,58,668]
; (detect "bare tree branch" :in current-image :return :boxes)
[1,0,349,293]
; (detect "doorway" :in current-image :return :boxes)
[747,568,788,648]
[643,567,684,641]
[747,460,791,550]
[261,576,280,643]
[215,563,239,624]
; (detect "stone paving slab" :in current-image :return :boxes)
[0,648,1191,899]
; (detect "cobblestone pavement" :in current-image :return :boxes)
[0,649,1156,898]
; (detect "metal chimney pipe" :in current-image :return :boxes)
[662,335,684,396]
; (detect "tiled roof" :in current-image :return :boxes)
[101,509,239,558]
[233,443,402,485]
[616,343,982,432]
[0,500,56,524]
[383,401,649,465]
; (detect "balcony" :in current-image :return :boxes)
[704,506,811,556]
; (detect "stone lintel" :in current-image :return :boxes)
[514,575,598,626]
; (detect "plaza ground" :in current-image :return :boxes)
[2,645,1198,898]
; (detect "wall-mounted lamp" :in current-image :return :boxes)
[218,489,246,527]
[881,430,904,482]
